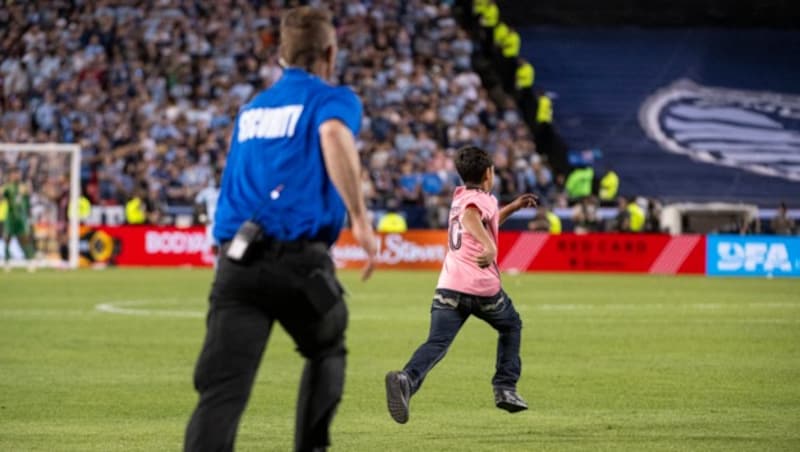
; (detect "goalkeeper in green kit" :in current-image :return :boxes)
[3,168,35,272]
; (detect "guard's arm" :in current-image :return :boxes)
[462,207,496,268]
[320,119,377,280]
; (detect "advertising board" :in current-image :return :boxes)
[81,226,214,267]
[706,235,800,277]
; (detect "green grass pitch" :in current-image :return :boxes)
[1,269,799,451]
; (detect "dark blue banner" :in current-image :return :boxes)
[521,28,800,205]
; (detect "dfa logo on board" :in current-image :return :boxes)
[640,79,800,182]
[707,235,800,277]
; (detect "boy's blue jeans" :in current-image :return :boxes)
[403,288,523,394]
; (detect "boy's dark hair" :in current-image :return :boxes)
[455,146,493,185]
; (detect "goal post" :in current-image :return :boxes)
[0,143,81,269]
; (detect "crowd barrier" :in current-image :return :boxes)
[75,226,799,277]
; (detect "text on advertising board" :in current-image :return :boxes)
[707,235,800,277]
[332,232,446,270]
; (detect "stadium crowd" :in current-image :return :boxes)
[10,1,785,236]
[1,0,562,229]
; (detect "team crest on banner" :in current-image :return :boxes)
[639,79,800,181]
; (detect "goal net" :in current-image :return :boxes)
[0,143,80,269]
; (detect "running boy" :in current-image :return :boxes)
[385,145,537,424]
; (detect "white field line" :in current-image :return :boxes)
[94,300,204,318]
[530,318,800,325]
[2,300,793,321]
[2,305,795,324]
[537,318,800,325]
[0,308,90,317]
[527,302,799,311]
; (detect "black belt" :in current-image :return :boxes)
[221,237,327,254]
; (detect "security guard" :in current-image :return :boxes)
[515,58,535,121]
[536,93,553,124]
[377,203,408,233]
[515,58,534,91]
[498,24,521,92]
[477,0,495,22]
[124,189,147,225]
[501,27,521,58]
[546,209,562,234]
[473,0,489,15]
[532,92,570,175]
[598,169,620,205]
[493,21,510,51]
[479,0,499,52]
[0,196,7,237]
[184,7,377,452]
[627,198,645,232]
[68,195,92,221]
[377,212,407,233]
[565,166,594,201]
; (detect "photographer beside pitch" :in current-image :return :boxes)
[386,145,537,423]
[184,7,377,452]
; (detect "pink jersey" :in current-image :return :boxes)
[436,186,501,297]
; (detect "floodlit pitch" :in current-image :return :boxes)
[1,269,799,451]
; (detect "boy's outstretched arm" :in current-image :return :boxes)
[499,193,538,225]
[462,207,497,268]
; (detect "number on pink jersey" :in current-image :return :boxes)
[448,218,462,250]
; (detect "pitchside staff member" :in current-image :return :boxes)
[184,7,377,452]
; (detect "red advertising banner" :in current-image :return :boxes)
[86,226,215,267]
[332,231,704,274]
[83,226,705,275]
[498,232,706,274]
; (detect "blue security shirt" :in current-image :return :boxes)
[213,68,362,246]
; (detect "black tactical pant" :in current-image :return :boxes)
[185,240,346,452]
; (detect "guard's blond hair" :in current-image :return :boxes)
[279,7,335,71]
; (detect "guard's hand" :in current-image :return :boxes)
[510,193,538,211]
[351,218,377,281]
[476,243,497,269]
